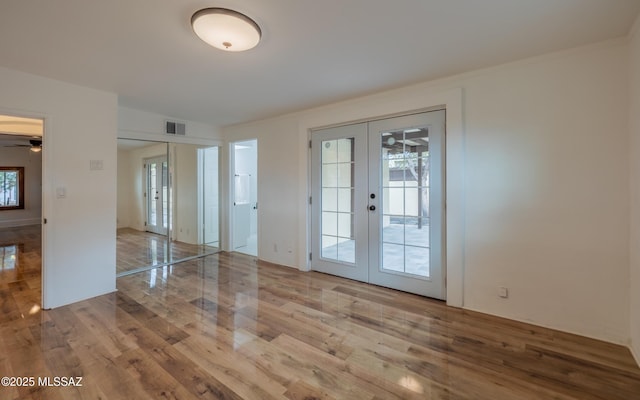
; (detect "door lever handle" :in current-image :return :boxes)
[369,205,376,211]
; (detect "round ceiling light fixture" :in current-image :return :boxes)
[191,8,261,52]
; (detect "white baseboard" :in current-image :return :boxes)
[0,218,41,229]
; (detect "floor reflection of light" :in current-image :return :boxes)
[233,329,253,350]
[1,245,17,270]
[29,304,41,315]
[149,268,157,288]
[150,239,158,265]
[398,376,424,394]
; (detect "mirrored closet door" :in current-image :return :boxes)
[116,139,220,276]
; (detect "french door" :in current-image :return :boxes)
[310,111,445,299]
[145,155,169,235]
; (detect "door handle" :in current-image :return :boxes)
[154,197,159,200]
[369,205,376,211]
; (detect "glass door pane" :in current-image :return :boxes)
[145,155,168,236]
[380,128,430,277]
[148,162,158,226]
[311,122,368,282]
[368,111,445,299]
[321,138,355,263]
[310,111,445,299]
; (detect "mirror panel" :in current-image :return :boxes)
[116,139,220,276]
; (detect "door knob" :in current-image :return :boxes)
[369,205,376,211]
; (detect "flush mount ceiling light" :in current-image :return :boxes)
[191,8,261,52]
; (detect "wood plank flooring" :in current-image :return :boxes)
[116,227,218,274]
[1,225,640,399]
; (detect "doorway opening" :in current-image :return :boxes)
[231,139,258,256]
[0,113,44,310]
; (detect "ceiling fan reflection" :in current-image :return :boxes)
[2,139,42,152]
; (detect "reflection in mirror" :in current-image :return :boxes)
[116,139,220,276]
[169,142,220,256]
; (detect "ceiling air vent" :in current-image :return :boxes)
[165,120,186,136]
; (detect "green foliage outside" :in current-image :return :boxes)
[0,171,18,206]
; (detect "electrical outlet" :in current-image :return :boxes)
[499,287,509,298]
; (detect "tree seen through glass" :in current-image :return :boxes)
[0,170,19,207]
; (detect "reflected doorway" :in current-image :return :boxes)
[199,146,219,247]
[144,155,168,235]
[231,139,257,256]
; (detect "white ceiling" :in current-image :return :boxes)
[0,1,639,128]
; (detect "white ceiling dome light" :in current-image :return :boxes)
[191,8,261,52]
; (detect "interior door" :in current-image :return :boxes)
[203,146,219,246]
[146,155,168,235]
[310,111,445,299]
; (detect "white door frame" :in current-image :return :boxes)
[228,139,258,255]
[41,115,50,309]
[197,149,204,244]
[197,145,220,246]
[144,155,168,235]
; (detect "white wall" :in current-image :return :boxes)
[0,147,42,228]
[629,16,640,364]
[461,42,629,344]
[223,39,630,345]
[173,143,199,244]
[118,106,222,141]
[224,122,300,266]
[0,66,117,309]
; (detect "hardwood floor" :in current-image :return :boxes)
[1,225,640,399]
[116,227,219,275]
[0,225,41,317]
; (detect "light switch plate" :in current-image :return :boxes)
[90,160,103,171]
